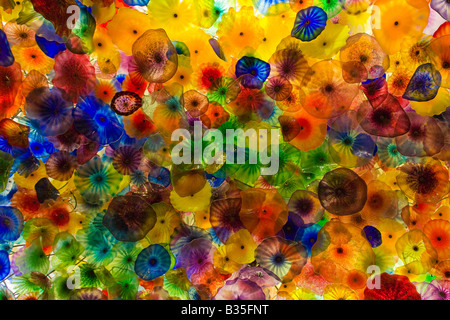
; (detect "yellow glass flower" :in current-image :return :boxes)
[377,218,407,254]
[194,209,212,229]
[388,52,406,72]
[193,0,219,29]
[179,29,224,69]
[147,202,181,244]
[432,205,450,221]
[337,8,372,34]
[96,50,121,76]
[213,245,242,274]
[372,0,430,55]
[14,162,47,188]
[217,6,265,58]
[107,7,152,55]
[372,246,396,273]
[394,265,428,283]
[400,35,432,69]
[3,22,36,47]
[166,55,194,89]
[92,26,117,57]
[11,45,54,74]
[395,229,438,274]
[410,88,450,117]
[52,177,77,195]
[66,211,86,235]
[278,281,296,294]
[377,168,402,191]
[323,284,358,300]
[147,0,195,39]
[289,288,317,300]
[225,228,257,264]
[296,21,350,60]
[387,67,414,96]
[91,2,116,24]
[258,10,297,61]
[429,35,450,88]
[0,0,23,22]
[170,182,212,212]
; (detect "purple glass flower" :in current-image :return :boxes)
[177,238,213,278]
[238,266,280,288]
[414,281,442,300]
[24,87,74,137]
[431,0,450,21]
[431,279,450,300]
[171,225,212,265]
[214,278,266,300]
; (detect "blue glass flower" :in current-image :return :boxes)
[24,87,74,136]
[297,223,321,255]
[209,228,223,245]
[0,137,12,155]
[29,140,51,161]
[110,130,146,151]
[279,214,302,241]
[0,250,10,281]
[235,56,271,85]
[73,96,123,146]
[83,230,115,267]
[10,150,40,177]
[328,125,377,166]
[0,206,23,241]
[349,132,377,159]
[0,240,12,253]
[122,0,150,6]
[130,170,147,187]
[74,155,123,205]
[363,225,382,248]
[115,74,127,84]
[403,63,442,102]
[135,244,172,281]
[291,6,327,42]
[35,34,67,59]
[0,29,14,67]
[16,117,46,144]
[148,166,171,188]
